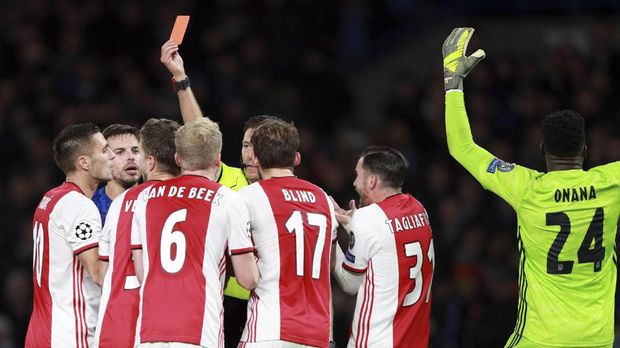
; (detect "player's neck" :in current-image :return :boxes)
[147,169,175,182]
[259,167,294,180]
[545,155,584,172]
[375,187,403,203]
[182,167,218,181]
[65,172,100,199]
[105,181,130,200]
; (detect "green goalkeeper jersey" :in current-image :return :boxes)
[446,90,620,347]
[217,162,251,300]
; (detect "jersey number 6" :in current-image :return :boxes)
[160,209,188,274]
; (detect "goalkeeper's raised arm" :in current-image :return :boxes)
[443,28,492,182]
[443,27,532,209]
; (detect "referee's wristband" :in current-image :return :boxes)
[172,75,190,93]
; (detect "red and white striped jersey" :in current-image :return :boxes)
[238,176,337,348]
[95,181,158,348]
[343,193,434,348]
[131,175,253,347]
[25,182,102,348]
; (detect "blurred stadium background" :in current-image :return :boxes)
[1,1,620,347]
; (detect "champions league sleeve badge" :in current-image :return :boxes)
[487,157,515,173]
[75,222,93,241]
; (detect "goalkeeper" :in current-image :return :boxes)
[443,27,619,348]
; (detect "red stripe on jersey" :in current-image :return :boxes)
[363,261,375,347]
[356,265,370,348]
[74,242,98,255]
[79,264,88,348]
[379,194,433,347]
[73,261,80,348]
[342,262,367,274]
[248,291,259,342]
[26,182,82,348]
[229,247,255,255]
[98,256,110,261]
[258,177,333,347]
[130,244,142,250]
[98,182,155,348]
[138,176,223,345]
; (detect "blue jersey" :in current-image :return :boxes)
[92,183,112,224]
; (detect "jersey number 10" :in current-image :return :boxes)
[546,207,605,274]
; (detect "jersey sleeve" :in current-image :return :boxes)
[59,192,102,255]
[99,193,125,261]
[130,188,149,250]
[445,90,538,208]
[228,191,255,255]
[324,191,339,243]
[342,208,377,274]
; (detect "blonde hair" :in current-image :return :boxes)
[175,119,222,171]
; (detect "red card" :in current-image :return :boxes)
[170,15,190,45]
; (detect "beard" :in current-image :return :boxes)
[116,175,140,189]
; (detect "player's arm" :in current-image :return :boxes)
[333,245,364,295]
[160,40,204,124]
[442,28,491,177]
[78,248,102,286]
[227,191,259,290]
[97,201,118,282]
[130,190,147,284]
[98,259,109,282]
[66,196,104,286]
[443,28,535,207]
[332,211,369,295]
[133,249,144,284]
[231,252,259,290]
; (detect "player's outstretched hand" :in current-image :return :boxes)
[161,40,186,80]
[442,27,486,91]
[330,196,357,227]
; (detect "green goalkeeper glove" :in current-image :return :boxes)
[442,27,486,91]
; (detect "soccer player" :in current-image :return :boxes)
[25,123,114,347]
[332,146,435,347]
[443,27,620,348]
[161,39,274,346]
[131,118,259,347]
[238,118,338,347]
[92,124,141,222]
[95,118,181,348]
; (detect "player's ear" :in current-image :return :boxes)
[294,152,301,166]
[582,145,587,159]
[76,155,89,171]
[368,174,377,190]
[148,155,157,172]
[214,153,222,167]
[174,153,181,167]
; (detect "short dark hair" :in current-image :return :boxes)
[53,123,101,175]
[542,110,585,157]
[360,146,409,189]
[243,115,281,133]
[102,124,139,140]
[251,118,299,169]
[139,119,181,176]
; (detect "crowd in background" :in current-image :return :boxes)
[1,1,619,347]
